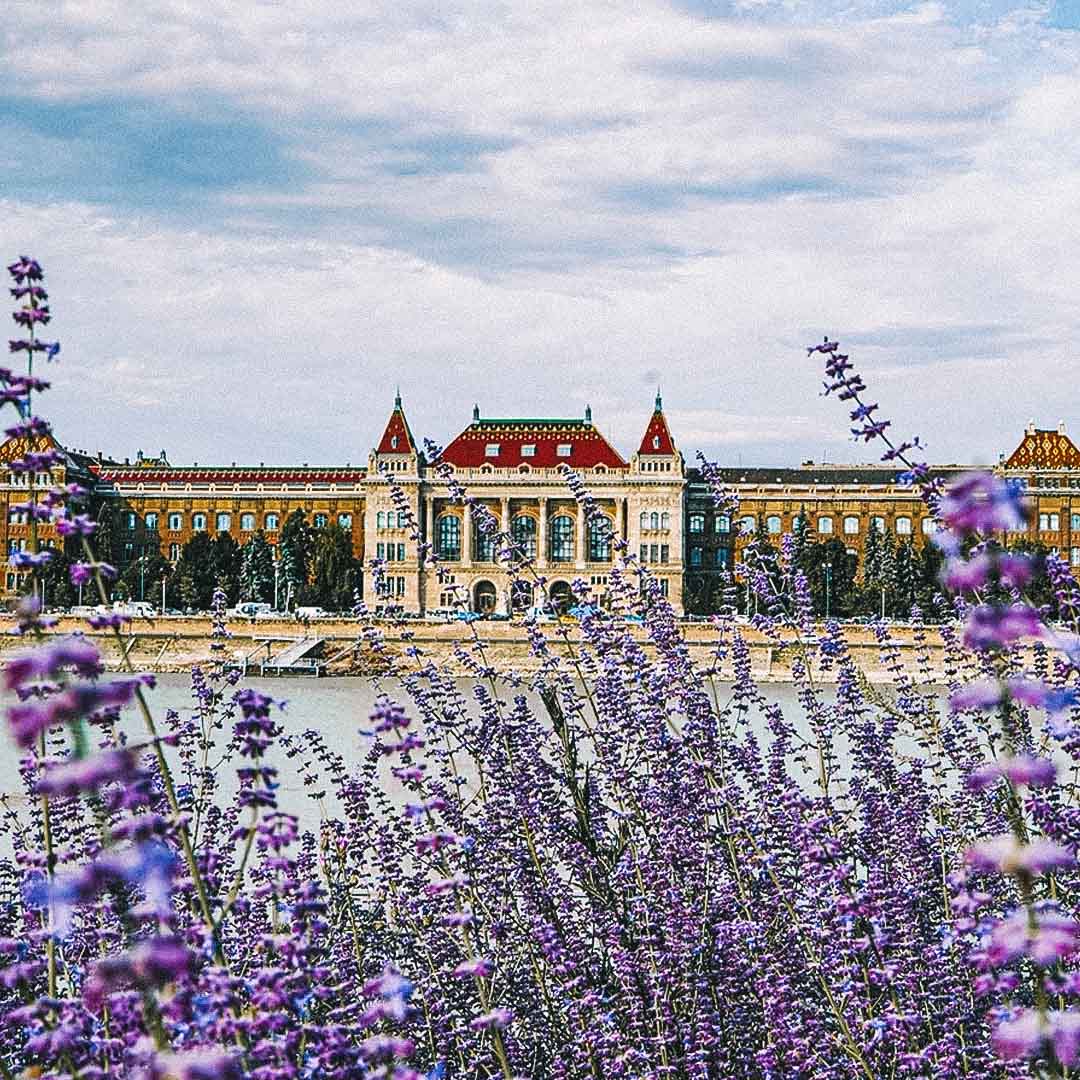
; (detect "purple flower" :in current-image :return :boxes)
[968,755,1057,792]
[985,907,1080,966]
[994,1010,1080,1067]
[453,957,493,978]
[36,748,137,797]
[469,1007,513,1030]
[5,638,101,689]
[941,554,991,593]
[938,472,1027,535]
[963,604,1044,651]
[55,513,96,537]
[967,834,1075,876]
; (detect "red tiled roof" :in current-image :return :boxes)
[638,409,675,456]
[376,402,416,455]
[442,419,627,469]
[1004,429,1080,470]
[91,466,367,485]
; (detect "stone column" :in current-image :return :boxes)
[618,499,626,543]
[576,502,586,568]
[500,496,510,533]
[537,497,548,568]
[462,501,473,567]
[425,496,434,546]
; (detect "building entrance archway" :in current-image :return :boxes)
[474,580,498,613]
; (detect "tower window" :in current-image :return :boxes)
[390,435,398,449]
[652,436,660,449]
[485,444,500,457]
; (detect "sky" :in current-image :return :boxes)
[3,0,1079,469]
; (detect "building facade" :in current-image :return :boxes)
[1,405,1078,614]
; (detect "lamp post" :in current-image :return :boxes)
[274,560,281,611]
[161,574,167,615]
[824,561,833,620]
[881,583,886,620]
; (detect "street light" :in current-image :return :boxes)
[823,561,833,620]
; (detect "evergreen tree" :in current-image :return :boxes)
[863,522,882,585]
[210,532,242,604]
[176,532,216,610]
[119,550,172,606]
[915,539,947,621]
[309,524,359,611]
[279,509,313,608]
[240,531,276,603]
[893,539,918,618]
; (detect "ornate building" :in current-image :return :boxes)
[1,404,1078,614]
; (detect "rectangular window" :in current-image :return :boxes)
[169,543,180,561]
[650,543,659,562]
[125,512,136,530]
[640,543,648,562]
[1073,547,1080,567]
[716,548,730,568]
[689,514,704,534]
[660,579,669,597]
[314,513,328,528]
[485,443,500,457]
[660,544,669,564]
[556,444,572,457]
[1073,513,1080,531]
[521,445,535,457]
[1039,513,1060,531]
[396,576,405,597]
[690,546,702,566]
[145,513,158,530]
[397,543,406,561]
[377,542,385,560]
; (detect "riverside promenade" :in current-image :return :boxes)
[0,614,979,682]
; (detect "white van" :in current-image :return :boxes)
[115,601,156,618]
[296,606,329,620]
[231,602,273,619]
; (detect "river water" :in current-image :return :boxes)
[0,672,927,846]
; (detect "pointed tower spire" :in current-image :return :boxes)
[585,404,592,423]
[375,392,416,455]
[638,392,675,456]
[473,403,480,422]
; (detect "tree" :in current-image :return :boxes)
[240,531,276,603]
[175,532,216,610]
[119,549,172,606]
[893,539,919,618]
[309,524,359,611]
[210,531,242,605]
[279,509,313,609]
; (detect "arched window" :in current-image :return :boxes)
[715,514,730,534]
[739,516,756,533]
[588,517,611,561]
[265,513,280,531]
[397,511,408,528]
[843,516,859,535]
[896,516,912,535]
[437,515,461,560]
[690,546,703,566]
[168,512,182,531]
[377,511,385,528]
[1072,547,1080,567]
[766,515,782,535]
[474,521,495,562]
[870,516,885,533]
[650,511,660,530]
[921,517,936,535]
[640,511,649,530]
[215,512,231,532]
[661,512,670,530]
[512,515,537,558]
[817,516,833,535]
[550,515,574,562]
[338,512,353,530]
[314,513,327,529]
[192,513,207,532]
[689,513,705,534]
[240,513,255,531]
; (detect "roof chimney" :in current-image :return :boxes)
[1027,419,1036,435]
[1059,420,1067,435]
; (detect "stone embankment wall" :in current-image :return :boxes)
[0,615,983,682]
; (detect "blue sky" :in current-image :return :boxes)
[2,0,1079,468]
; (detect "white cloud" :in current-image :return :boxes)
[2,0,1079,469]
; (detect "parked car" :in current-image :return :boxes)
[296,606,329,620]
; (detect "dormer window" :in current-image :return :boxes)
[652,436,660,449]
[556,444,572,458]
[485,443,500,457]
[521,445,536,457]
[390,435,398,449]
